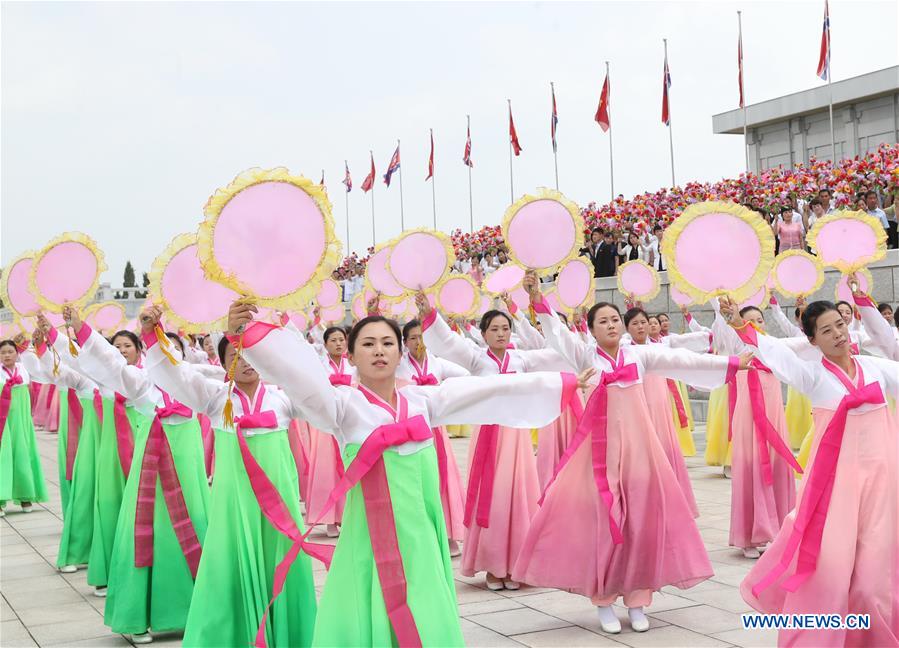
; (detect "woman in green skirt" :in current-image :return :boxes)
[64,307,211,645]
[0,338,48,517]
[141,306,316,648]
[231,302,590,648]
[24,322,101,574]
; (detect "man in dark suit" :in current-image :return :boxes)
[579,228,604,277]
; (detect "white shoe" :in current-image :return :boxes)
[596,606,621,633]
[93,587,107,598]
[742,547,761,559]
[326,524,340,538]
[20,503,32,513]
[59,565,78,574]
[0,508,5,518]
[628,606,650,632]
[131,632,153,644]
[723,465,732,479]
[502,579,520,591]
[485,573,504,591]
[448,540,461,557]
[758,543,770,554]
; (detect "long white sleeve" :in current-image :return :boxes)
[536,310,594,373]
[432,356,470,380]
[20,351,51,383]
[710,307,747,355]
[78,328,155,404]
[664,331,712,353]
[511,311,546,350]
[742,333,818,395]
[769,305,804,338]
[422,313,484,374]
[145,344,229,416]
[858,303,899,361]
[631,344,734,391]
[685,313,708,334]
[422,372,570,428]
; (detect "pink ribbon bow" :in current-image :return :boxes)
[0,368,23,446]
[329,373,352,387]
[744,363,804,484]
[539,351,638,545]
[752,359,883,597]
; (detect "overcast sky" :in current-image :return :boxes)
[3,1,897,285]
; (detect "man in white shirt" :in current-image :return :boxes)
[866,190,894,248]
[818,188,837,215]
[645,225,666,272]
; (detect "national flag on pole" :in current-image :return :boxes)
[463,125,473,167]
[661,53,672,126]
[426,130,435,180]
[551,85,559,153]
[738,25,745,108]
[361,153,375,193]
[342,161,352,193]
[509,103,522,156]
[383,145,401,187]
[816,0,830,80]
[320,170,325,186]
[595,72,610,132]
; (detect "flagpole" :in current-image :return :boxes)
[430,129,437,230]
[606,61,615,198]
[827,54,835,162]
[507,99,515,203]
[370,150,376,247]
[551,82,559,191]
[467,116,474,233]
[738,12,749,174]
[396,139,405,232]
[344,160,350,253]
[664,38,676,186]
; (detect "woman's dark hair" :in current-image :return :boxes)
[657,313,670,322]
[0,340,17,352]
[623,308,649,327]
[587,302,621,329]
[217,337,231,366]
[556,311,569,327]
[111,330,143,351]
[877,302,894,315]
[835,300,853,312]
[739,306,763,320]
[323,326,347,344]
[402,319,421,342]
[647,314,661,325]
[800,300,839,337]
[165,332,185,354]
[348,316,402,353]
[479,310,512,333]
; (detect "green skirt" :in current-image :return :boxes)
[183,429,316,648]
[104,417,211,634]
[88,400,148,588]
[0,384,48,505]
[57,396,99,568]
[57,393,71,514]
[313,443,463,648]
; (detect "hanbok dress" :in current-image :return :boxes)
[0,362,48,507]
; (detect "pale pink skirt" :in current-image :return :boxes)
[304,424,345,526]
[729,371,796,549]
[536,401,580,493]
[435,425,466,542]
[740,406,899,647]
[512,383,712,601]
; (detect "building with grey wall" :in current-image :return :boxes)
[713,66,898,173]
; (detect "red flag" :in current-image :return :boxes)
[595,72,610,132]
[550,84,558,152]
[361,152,375,193]
[426,130,434,180]
[738,25,745,108]
[509,103,522,156]
[661,53,672,126]
[463,125,473,167]
[342,161,352,193]
[816,0,830,80]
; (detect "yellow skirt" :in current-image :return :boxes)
[796,423,815,470]
[704,384,732,467]
[784,386,813,450]
[446,424,471,439]
[670,381,696,457]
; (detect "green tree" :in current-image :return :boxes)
[123,261,136,287]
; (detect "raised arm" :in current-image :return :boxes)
[73,323,154,403]
[768,295,804,338]
[709,299,747,355]
[533,304,593,372]
[732,325,820,395]
[424,371,578,429]
[509,307,546,351]
[854,294,899,361]
[420,309,483,374]
[633,344,739,391]
[432,356,470,380]
[144,340,228,415]
[664,330,713,353]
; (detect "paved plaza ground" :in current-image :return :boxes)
[1,426,779,648]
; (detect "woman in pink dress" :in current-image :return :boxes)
[772,207,806,252]
[712,299,800,559]
[734,299,899,647]
[419,297,570,592]
[623,308,698,517]
[397,319,470,557]
[512,277,748,634]
[305,326,353,537]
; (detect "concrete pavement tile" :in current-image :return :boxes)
[709,563,753,587]
[455,582,504,604]
[3,586,84,610]
[0,561,58,581]
[460,618,526,647]
[64,636,132,647]
[511,625,628,647]
[17,602,102,627]
[642,592,703,614]
[0,574,72,594]
[28,616,111,646]
[466,608,570,635]
[1,596,18,621]
[652,604,745,635]
[459,598,525,617]
[676,584,754,614]
[611,625,733,647]
[0,620,37,647]
[712,626,778,647]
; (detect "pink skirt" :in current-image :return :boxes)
[643,375,698,517]
[304,424,345,526]
[434,426,465,542]
[461,425,539,578]
[729,371,796,549]
[512,383,712,601]
[33,383,59,430]
[741,406,899,647]
[536,399,581,493]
